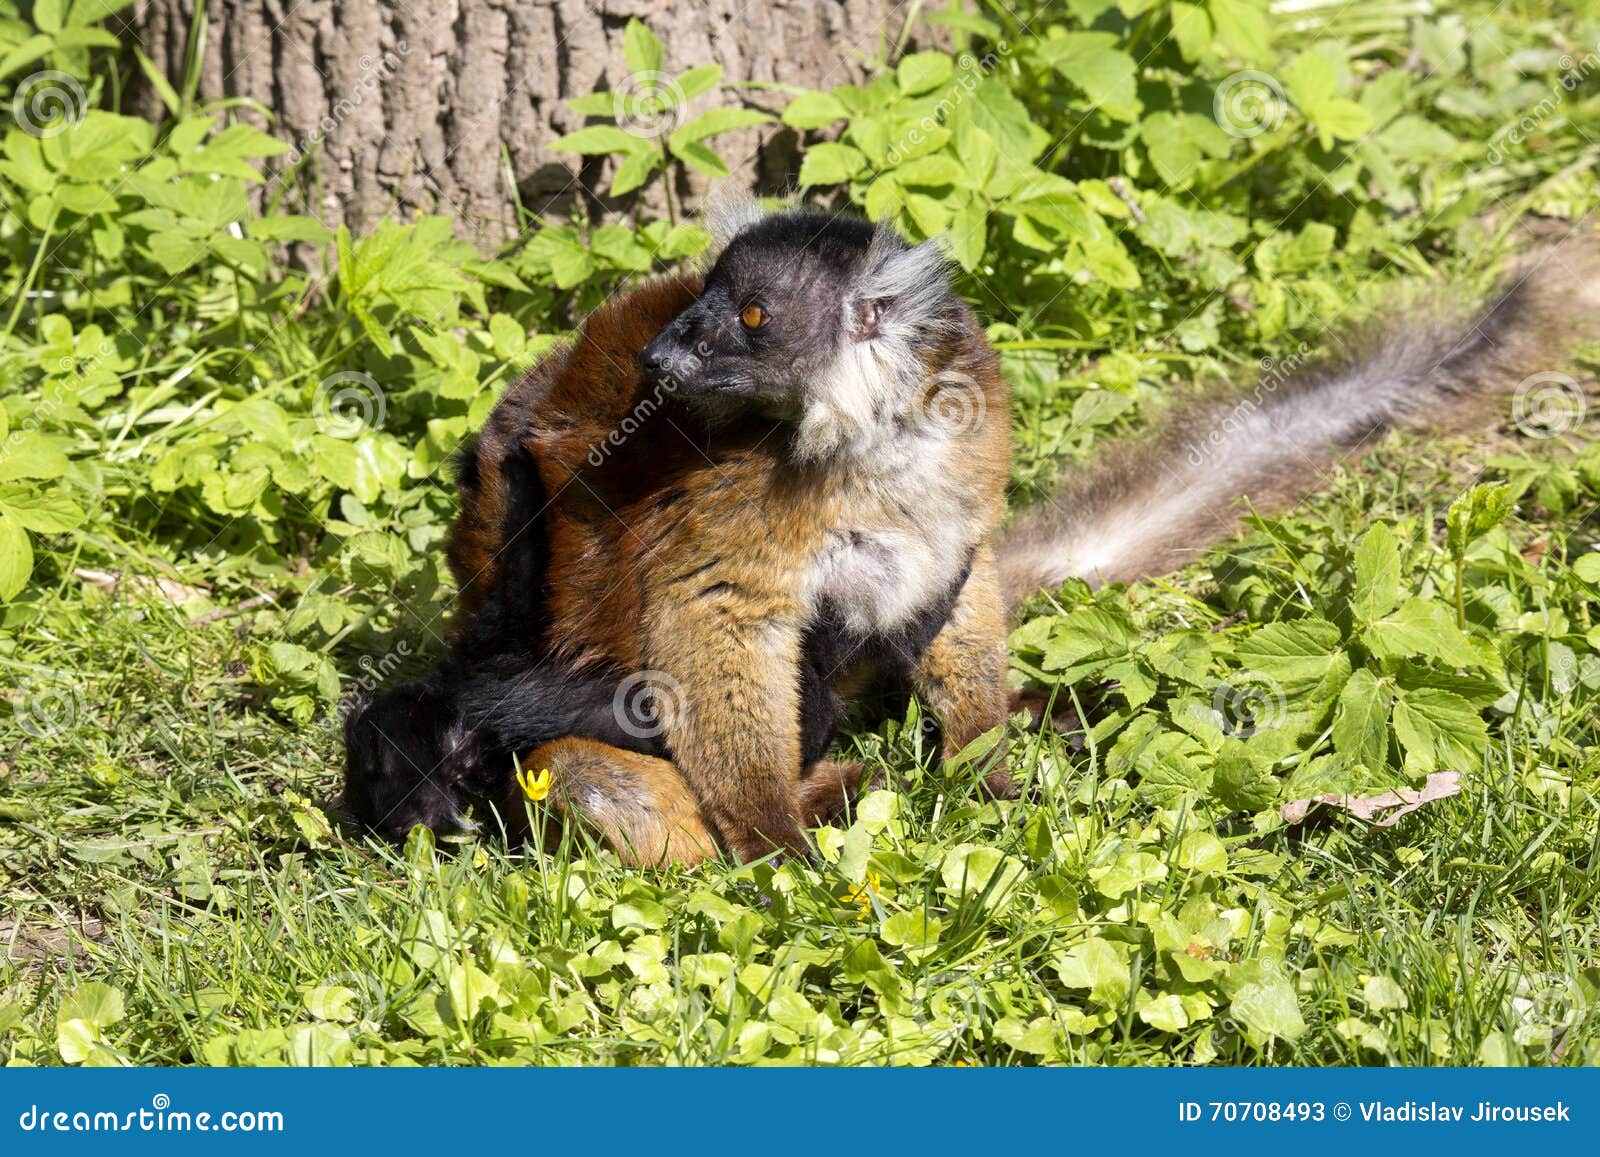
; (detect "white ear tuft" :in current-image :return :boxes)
[849,231,956,340]
[701,185,766,255]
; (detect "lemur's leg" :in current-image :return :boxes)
[503,738,718,867]
[648,600,817,864]
[908,545,1018,799]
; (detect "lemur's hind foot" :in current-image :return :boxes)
[504,738,720,867]
[501,741,884,867]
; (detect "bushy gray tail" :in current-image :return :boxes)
[995,236,1600,612]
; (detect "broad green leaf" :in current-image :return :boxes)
[897,52,953,95]
[782,91,849,130]
[675,65,723,102]
[1229,962,1307,1041]
[798,141,866,187]
[0,489,84,533]
[610,149,660,196]
[622,18,664,77]
[1364,975,1408,1010]
[668,106,771,149]
[893,154,963,186]
[1282,51,1338,110]
[668,139,727,179]
[1352,523,1401,620]
[1332,668,1391,772]
[58,982,125,1031]
[0,512,33,601]
[1035,34,1140,121]
[0,434,70,482]
[1313,100,1372,149]
[880,910,942,948]
[1141,112,1229,188]
[1391,687,1487,775]
[1367,598,1482,669]
[550,125,653,156]
[939,843,1025,906]
[1054,937,1131,1006]
[1170,3,1212,61]
[1229,618,1344,688]
[1208,0,1272,62]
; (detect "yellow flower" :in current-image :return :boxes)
[516,766,553,802]
[840,870,882,919]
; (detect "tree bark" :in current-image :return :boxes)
[122,0,916,240]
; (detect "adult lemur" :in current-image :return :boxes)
[345,195,1599,864]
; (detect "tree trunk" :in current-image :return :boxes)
[123,0,915,240]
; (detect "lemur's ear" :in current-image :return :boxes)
[848,232,954,342]
[701,185,766,258]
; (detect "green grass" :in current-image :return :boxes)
[4,0,1600,1066]
[3,421,1598,1066]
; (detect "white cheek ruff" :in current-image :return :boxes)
[794,338,910,461]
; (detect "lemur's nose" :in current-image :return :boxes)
[640,323,680,376]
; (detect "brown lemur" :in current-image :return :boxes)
[344,194,1600,866]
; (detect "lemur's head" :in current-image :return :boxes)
[639,196,964,459]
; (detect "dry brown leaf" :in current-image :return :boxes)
[75,568,210,606]
[1280,770,1462,828]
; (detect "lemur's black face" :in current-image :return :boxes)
[639,213,879,419]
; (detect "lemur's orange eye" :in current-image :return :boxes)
[741,304,766,329]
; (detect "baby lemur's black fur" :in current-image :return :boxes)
[345,198,1600,859]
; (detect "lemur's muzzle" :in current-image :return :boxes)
[639,308,704,387]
